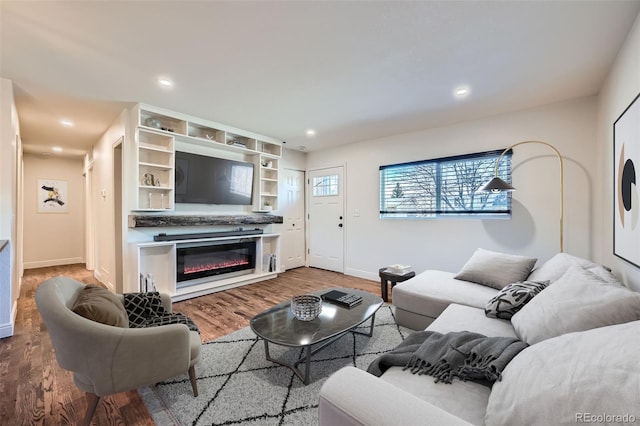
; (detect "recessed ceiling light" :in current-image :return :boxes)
[158,77,173,88]
[454,86,471,98]
[52,146,63,153]
[60,119,74,127]
[306,129,316,137]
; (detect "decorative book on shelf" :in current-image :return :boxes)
[321,290,363,308]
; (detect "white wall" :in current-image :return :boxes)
[0,78,21,337]
[307,97,598,281]
[595,11,640,291]
[282,147,307,172]
[22,154,85,268]
[91,110,126,291]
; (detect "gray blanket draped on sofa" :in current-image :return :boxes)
[367,330,528,386]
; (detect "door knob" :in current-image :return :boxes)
[338,223,343,228]
[339,216,343,220]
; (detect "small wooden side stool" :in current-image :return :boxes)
[379,268,415,302]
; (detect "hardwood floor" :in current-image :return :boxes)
[0,265,381,425]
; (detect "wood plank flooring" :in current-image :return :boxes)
[0,265,381,425]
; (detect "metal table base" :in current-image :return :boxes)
[261,313,377,384]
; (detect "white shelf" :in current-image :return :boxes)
[139,144,172,153]
[135,127,175,211]
[172,271,278,302]
[139,185,171,190]
[139,161,172,169]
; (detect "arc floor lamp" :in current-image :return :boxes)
[478,140,565,253]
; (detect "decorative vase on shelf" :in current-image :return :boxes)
[145,117,162,129]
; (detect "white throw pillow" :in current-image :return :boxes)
[485,320,640,426]
[454,248,537,290]
[511,265,640,344]
[528,252,620,285]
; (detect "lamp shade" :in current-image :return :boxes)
[477,176,516,193]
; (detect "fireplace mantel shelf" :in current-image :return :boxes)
[128,214,283,228]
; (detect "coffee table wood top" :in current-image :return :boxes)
[250,287,383,347]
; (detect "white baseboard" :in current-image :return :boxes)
[344,267,378,282]
[0,300,17,338]
[24,257,84,269]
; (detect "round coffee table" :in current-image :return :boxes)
[250,287,383,384]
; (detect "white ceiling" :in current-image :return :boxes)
[2,1,639,157]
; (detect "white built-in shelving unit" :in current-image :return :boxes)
[131,104,282,212]
[129,103,283,299]
[136,128,175,210]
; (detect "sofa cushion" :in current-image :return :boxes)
[72,284,129,328]
[454,248,537,289]
[427,304,517,338]
[511,265,640,344]
[485,319,640,426]
[382,366,490,426]
[484,280,549,320]
[393,270,499,323]
[528,252,620,285]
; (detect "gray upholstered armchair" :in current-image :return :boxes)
[35,276,201,425]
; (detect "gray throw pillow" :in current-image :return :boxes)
[528,252,621,285]
[485,280,549,320]
[485,320,640,425]
[511,265,640,345]
[455,248,537,289]
[72,284,129,327]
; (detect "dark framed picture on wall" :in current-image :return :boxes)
[613,92,640,268]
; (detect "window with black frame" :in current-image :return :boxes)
[379,149,512,219]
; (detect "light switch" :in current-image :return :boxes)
[353,208,360,217]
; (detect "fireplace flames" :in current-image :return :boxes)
[184,258,250,275]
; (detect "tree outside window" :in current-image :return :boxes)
[379,149,512,218]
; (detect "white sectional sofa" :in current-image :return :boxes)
[392,269,499,330]
[319,252,640,426]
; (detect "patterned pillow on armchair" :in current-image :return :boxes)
[123,292,200,333]
[123,292,166,327]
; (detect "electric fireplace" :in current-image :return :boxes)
[176,240,256,285]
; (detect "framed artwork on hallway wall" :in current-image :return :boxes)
[37,179,68,213]
[613,92,640,268]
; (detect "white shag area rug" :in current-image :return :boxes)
[140,305,411,426]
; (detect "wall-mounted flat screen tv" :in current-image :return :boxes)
[175,151,254,205]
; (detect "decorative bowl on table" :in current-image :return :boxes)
[291,294,322,321]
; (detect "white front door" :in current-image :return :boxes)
[281,168,306,270]
[308,166,344,273]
